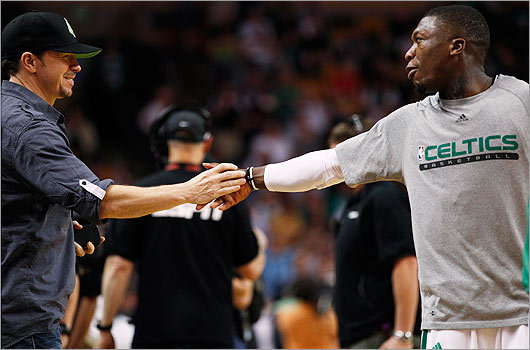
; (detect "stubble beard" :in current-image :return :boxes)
[59,85,73,99]
[414,83,427,98]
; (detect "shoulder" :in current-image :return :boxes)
[1,96,45,135]
[374,102,418,129]
[495,74,529,90]
[494,74,529,107]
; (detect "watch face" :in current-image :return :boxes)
[393,330,413,342]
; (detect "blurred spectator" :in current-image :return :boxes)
[274,277,339,349]
[136,83,176,134]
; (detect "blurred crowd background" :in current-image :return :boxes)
[2,1,528,348]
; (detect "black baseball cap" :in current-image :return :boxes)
[2,11,102,60]
[163,108,211,143]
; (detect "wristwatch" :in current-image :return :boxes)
[392,330,413,343]
[96,320,113,332]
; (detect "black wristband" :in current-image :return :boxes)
[245,167,258,191]
[96,320,113,332]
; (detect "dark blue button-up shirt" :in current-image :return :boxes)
[1,81,113,347]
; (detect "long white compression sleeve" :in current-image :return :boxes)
[263,149,344,192]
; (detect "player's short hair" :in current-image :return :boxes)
[423,5,490,59]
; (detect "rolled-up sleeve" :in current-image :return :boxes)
[14,119,113,224]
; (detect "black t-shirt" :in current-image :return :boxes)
[105,166,259,348]
[333,181,418,347]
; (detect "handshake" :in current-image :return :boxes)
[189,162,261,212]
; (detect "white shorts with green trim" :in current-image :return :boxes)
[420,325,528,349]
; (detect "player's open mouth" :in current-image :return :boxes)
[407,68,418,80]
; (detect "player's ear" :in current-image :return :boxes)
[450,38,466,56]
[203,136,213,153]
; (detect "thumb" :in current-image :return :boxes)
[73,220,83,230]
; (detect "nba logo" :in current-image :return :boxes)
[418,146,425,161]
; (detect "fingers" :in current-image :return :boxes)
[216,170,246,182]
[208,163,238,174]
[209,197,225,209]
[99,236,106,245]
[219,201,236,211]
[196,203,206,211]
[202,162,219,169]
[74,242,85,257]
[216,185,241,198]
[86,242,95,255]
[73,220,83,230]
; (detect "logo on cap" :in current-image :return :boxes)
[64,18,76,38]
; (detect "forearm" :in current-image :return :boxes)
[100,255,134,325]
[392,256,419,333]
[253,149,344,192]
[99,184,190,219]
[232,277,254,311]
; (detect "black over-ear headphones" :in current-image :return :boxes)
[149,104,212,165]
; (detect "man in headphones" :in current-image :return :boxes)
[95,105,267,349]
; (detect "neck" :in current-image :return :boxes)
[10,74,56,105]
[439,67,493,100]
[167,146,204,165]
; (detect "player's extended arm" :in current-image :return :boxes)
[94,255,134,349]
[100,163,246,219]
[380,255,418,349]
[202,149,344,211]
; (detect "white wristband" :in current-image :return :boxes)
[264,149,344,192]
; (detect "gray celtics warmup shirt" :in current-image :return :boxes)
[335,74,529,330]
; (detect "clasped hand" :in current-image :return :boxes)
[196,163,253,211]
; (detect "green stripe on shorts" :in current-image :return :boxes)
[421,330,428,349]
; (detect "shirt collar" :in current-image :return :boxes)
[2,80,65,124]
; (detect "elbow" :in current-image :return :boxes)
[105,255,134,275]
[392,255,418,281]
[237,252,266,281]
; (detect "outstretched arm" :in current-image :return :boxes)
[100,163,246,219]
[200,149,344,211]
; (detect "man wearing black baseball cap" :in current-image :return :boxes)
[95,106,266,349]
[2,11,102,61]
[1,12,246,349]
